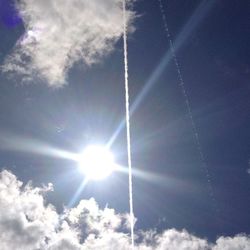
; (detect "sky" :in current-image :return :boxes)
[0,0,250,249]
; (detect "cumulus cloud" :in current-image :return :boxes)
[2,0,135,87]
[214,235,250,250]
[0,169,250,250]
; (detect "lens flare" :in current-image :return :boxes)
[0,0,22,27]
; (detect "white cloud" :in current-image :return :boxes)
[0,169,250,250]
[214,235,250,250]
[2,0,135,87]
[153,229,210,250]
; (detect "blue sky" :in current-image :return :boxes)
[0,0,250,249]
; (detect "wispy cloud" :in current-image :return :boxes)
[0,170,250,249]
[2,0,135,87]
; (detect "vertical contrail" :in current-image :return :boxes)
[158,0,218,212]
[122,0,135,248]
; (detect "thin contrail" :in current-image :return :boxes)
[122,0,135,248]
[158,0,218,211]
[108,0,216,149]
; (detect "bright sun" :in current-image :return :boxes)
[78,145,116,180]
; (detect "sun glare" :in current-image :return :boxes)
[78,145,116,180]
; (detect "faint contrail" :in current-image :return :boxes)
[122,0,135,248]
[108,0,216,148]
[158,0,218,212]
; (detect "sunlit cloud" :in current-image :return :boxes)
[2,0,135,87]
[0,170,250,250]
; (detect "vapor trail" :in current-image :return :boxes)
[123,0,134,248]
[158,0,218,211]
[108,0,215,148]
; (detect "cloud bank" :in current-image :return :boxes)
[0,170,250,250]
[2,0,135,87]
